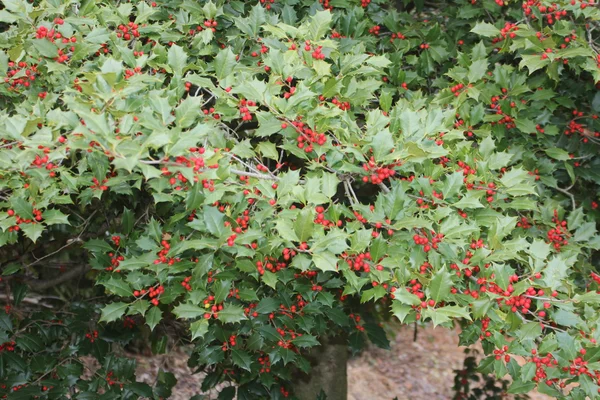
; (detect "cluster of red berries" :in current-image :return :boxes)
[314,205,340,228]
[562,350,594,379]
[85,330,99,343]
[204,19,218,32]
[181,276,192,291]
[116,22,140,40]
[330,97,351,111]
[361,158,397,184]
[0,341,16,352]
[492,22,518,45]
[244,302,259,317]
[419,43,430,50]
[349,314,365,331]
[256,256,287,275]
[450,83,468,97]
[227,288,241,299]
[31,153,55,174]
[494,345,511,363]
[281,247,297,261]
[456,161,477,181]
[221,334,237,351]
[106,371,123,387]
[389,32,406,43]
[91,177,109,191]
[105,252,124,272]
[122,316,136,329]
[318,0,333,9]
[204,302,224,319]
[151,286,166,306]
[258,0,275,9]
[155,239,179,266]
[525,1,570,24]
[304,42,325,60]
[276,327,301,348]
[111,235,121,247]
[201,106,220,119]
[528,168,541,181]
[412,231,443,252]
[124,66,143,79]
[547,210,569,250]
[540,48,554,60]
[239,99,256,121]
[529,348,559,384]
[251,44,269,57]
[6,208,43,232]
[281,85,297,99]
[592,273,600,286]
[479,317,491,339]
[289,119,327,152]
[407,278,425,298]
[3,61,38,91]
[368,25,380,36]
[343,252,373,273]
[330,30,346,39]
[517,216,532,228]
[258,354,271,373]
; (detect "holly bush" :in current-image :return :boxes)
[1,0,600,398]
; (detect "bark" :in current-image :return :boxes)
[291,335,348,400]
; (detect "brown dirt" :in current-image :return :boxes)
[87,324,551,399]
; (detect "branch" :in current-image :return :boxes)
[27,264,91,291]
[554,186,576,211]
[230,169,279,181]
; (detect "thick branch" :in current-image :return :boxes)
[27,264,91,291]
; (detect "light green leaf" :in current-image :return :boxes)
[100,302,129,323]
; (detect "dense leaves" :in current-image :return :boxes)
[0,0,600,398]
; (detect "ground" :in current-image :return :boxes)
[122,324,550,399]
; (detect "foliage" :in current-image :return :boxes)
[0,0,600,398]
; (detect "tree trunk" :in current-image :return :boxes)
[291,335,348,400]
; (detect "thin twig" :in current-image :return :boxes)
[554,186,576,211]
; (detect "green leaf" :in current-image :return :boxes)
[20,224,44,243]
[231,349,253,371]
[294,209,314,242]
[292,334,320,348]
[519,54,550,75]
[190,319,209,340]
[312,251,338,272]
[214,48,237,80]
[545,147,570,161]
[146,307,162,331]
[255,297,279,314]
[544,256,568,290]
[203,206,226,236]
[429,269,452,303]
[168,44,187,75]
[84,239,113,253]
[468,59,488,82]
[10,198,33,220]
[101,277,132,297]
[470,22,501,37]
[308,10,332,40]
[173,303,206,319]
[517,321,542,341]
[217,304,246,323]
[100,302,129,323]
[41,209,70,225]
